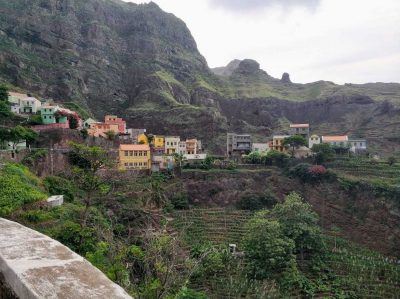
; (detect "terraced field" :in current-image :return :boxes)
[171,208,400,298]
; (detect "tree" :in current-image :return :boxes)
[0,85,8,101]
[3,126,38,149]
[243,213,295,280]
[68,142,113,226]
[105,130,116,140]
[283,135,307,157]
[311,143,335,164]
[388,156,397,166]
[243,151,262,164]
[269,192,324,260]
[262,150,290,167]
[0,85,11,117]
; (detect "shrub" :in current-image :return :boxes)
[263,150,290,167]
[43,176,78,202]
[170,192,189,210]
[236,192,277,211]
[289,163,331,183]
[0,163,47,216]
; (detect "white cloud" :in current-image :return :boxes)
[123,0,400,84]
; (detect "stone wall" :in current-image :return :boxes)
[0,218,132,299]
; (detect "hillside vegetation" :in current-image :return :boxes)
[1,0,400,153]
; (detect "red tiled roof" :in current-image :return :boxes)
[322,136,348,142]
[119,144,150,151]
[290,124,309,128]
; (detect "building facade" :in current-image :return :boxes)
[178,141,187,155]
[119,144,151,170]
[321,136,349,147]
[348,139,367,153]
[186,139,199,155]
[165,136,180,155]
[308,134,321,148]
[271,135,290,153]
[104,115,126,134]
[227,133,252,157]
[289,124,310,139]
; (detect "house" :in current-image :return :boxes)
[165,136,180,155]
[289,124,310,139]
[10,103,20,114]
[9,92,42,114]
[178,141,187,155]
[252,143,269,153]
[88,123,119,138]
[184,153,207,166]
[104,115,126,134]
[321,136,349,147]
[186,139,199,155]
[348,139,367,153]
[151,155,175,172]
[271,135,290,153]
[41,106,62,125]
[1,140,27,151]
[227,133,252,157]
[151,135,165,155]
[119,144,151,171]
[125,129,146,141]
[137,133,149,144]
[83,118,97,129]
[309,134,321,148]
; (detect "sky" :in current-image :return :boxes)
[123,0,400,84]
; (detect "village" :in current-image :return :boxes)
[2,92,368,173]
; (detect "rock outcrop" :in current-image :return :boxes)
[281,72,292,83]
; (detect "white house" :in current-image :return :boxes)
[252,143,269,153]
[178,141,187,155]
[9,92,41,114]
[309,134,321,148]
[321,135,349,147]
[165,136,180,155]
[348,139,367,153]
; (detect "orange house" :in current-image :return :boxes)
[88,123,119,138]
[119,144,151,170]
[105,115,126,134]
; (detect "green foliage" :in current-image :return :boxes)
[49,220,97,254]
[170,192,189,210]
[105,130,116,140]
[243,215,296,280]
[236,192,277,211]
[0,85,11,117]
[44,176,78,202]
[22,149,47,167]
[0,125,38,147]
[312,143,335,164]
[0,163,47,216]
[263,150,290,167]
[27,113,43,125]
[283,135,308,156]
[269,192,325,258]
[388,156,397,166]
[80,128,89,139]
[288,163,333,183]
[242,151,262,164]
[68,142,111,171]
[174,287,208,299]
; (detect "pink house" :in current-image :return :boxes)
[104,115,126,134]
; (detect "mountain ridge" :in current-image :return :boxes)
[0,0,400,154]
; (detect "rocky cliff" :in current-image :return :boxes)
[1,0,400,154]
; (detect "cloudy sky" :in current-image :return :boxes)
[123,0,400,84]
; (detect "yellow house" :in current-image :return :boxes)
[137,133,149,144]
[272,135,290,153]
[119,144,151,170]
[152,135,165,149]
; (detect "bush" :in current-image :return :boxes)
[236,192,277,211]
[0,163,47,216]
[170,192,189,210]
[44,176,78,202]
[263,150,290,167]
[289,163,332,183]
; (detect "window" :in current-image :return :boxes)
[144,162,147,166]
[134,151,138,156]
[129,151,133,156]
[125,151,128,156]
[144,151,147,156]
[44,116,47,119]
[139,162,142,166]
[134,162,138,166]
[129,163,133,166]
[124,163,128,166]
[139,151,142,156]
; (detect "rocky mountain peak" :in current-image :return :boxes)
[281,72,292,83]
[235,59,261,75]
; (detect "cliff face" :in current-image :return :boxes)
[1,0,400,154]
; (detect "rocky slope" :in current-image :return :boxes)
[0,0,400,154]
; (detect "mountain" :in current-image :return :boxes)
[1,0,400,154]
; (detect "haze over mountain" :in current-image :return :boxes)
[0,0,400,153]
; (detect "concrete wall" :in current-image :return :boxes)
[0,218,132,299]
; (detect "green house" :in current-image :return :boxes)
[40,106,68,125]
